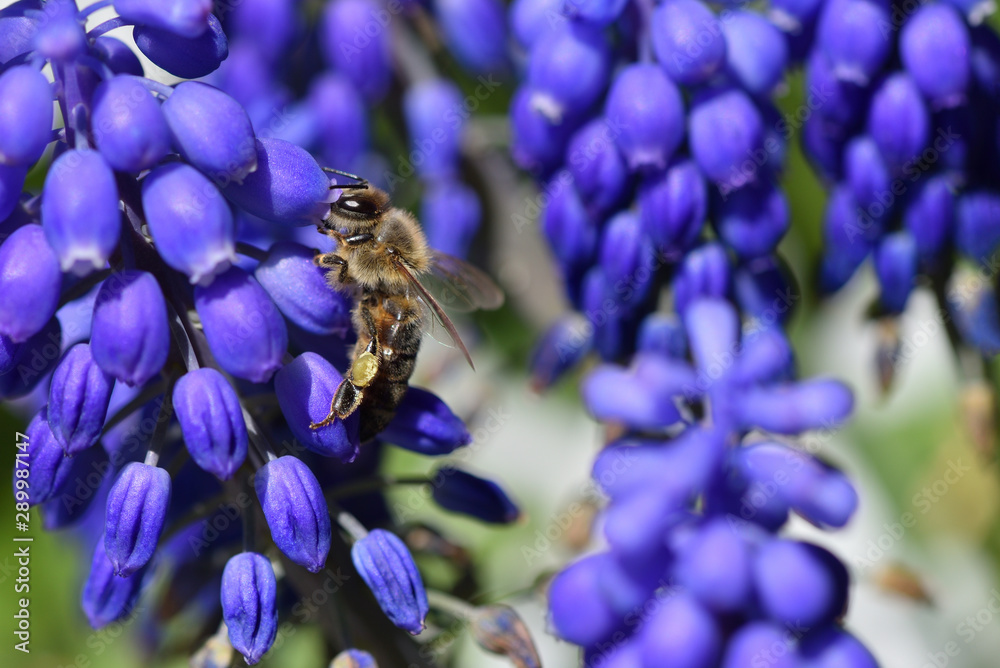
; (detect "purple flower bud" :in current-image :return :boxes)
[319,0,392,102]
[639,592,720,668]
[904,175,954,259]
[874,232,917,314]
[14,407,74,506]
[435,0,508,73]
[142,163,236,284]
[332,649,378,668]
[161,82,257,185]
[230,0,299,62]
[255,241,352,336]
[510,0,563,48]
[819,186,873,293]
[92,36,144,76]
[673,243,731,315]
[753,540,848,627]
[951,270,1000,355]
[804,49,871,128]
[675,518,752,612]
[734,256,795,329]
[799,626,878,668]
[527,23,611,122]
[639,159,706,257]
[844,135,890,212]
[173,368,248,480]
[530,314,592,390]
[48,343,114,455]
[222,138,330,227]
[0,11,37,66]
[565,118,629,215]
[685,299,739,377]
[722,11,788,96]
[868,72,930,172]
[32,0,85,63]
[637,313,687,359]
[689,88,764,188]
[816,0,891,85]
[114,0,212,38]
[605,64,684,171]
[380,387,471,455]
[255,455,331,572]
[0,317,61,399]
[595,430,724,504]
[723,623,799,668]
[104,462,171,576]
[0,65,53,166]
[404,79,464,180]
[421,180,481,259]
[712,179,789,259]
[955,190,1000,264]
[91,271,169,386]
[599,210,647,289]
[0,224,61,343]
[0,163,27,221]
[548,554,621,645]
[40,149,119,275]
[194,267,288,383]
[581,267,629,360]
[733,328,794,385]
[351,528,429,635]
[542,174,598,272]
[273,353,360,460]
[582,356,695,429]
[651,0,727,86]
[221,552,277,665]
[431,468,520,524]
[736,443,857,528]
[82,539,147,629]
[802,115,847,182]
[738,378,853,434]
[309,73,367,169]
[91,77,170,172]
[134,13,228,79]
[509,86,576,175]
[901,4,970,108]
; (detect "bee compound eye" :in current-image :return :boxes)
[337,195,379,216]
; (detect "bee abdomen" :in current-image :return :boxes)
[358,318,422,442]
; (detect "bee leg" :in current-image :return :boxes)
[309,307,381,431]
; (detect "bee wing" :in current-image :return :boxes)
[394,257,476,369]
[421,251,505,314]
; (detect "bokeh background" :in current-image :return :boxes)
[4,1,1000,667]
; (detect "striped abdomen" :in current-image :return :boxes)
[355,294,423,442]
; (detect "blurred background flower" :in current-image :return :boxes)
[3,1,1000,667]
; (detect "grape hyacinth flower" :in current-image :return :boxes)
[508,2,877,665]
[1,2,529,664]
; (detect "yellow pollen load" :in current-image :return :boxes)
[351,351,379,387]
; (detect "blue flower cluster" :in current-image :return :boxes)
[799,0,1000,358]
[1,1,527,665]
[509,0,877,664]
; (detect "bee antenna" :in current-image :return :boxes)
[322,167,369,190]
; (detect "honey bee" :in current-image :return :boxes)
[310,169,504,442]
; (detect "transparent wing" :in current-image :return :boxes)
[394,258,476,369]
[421,251,505,314]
